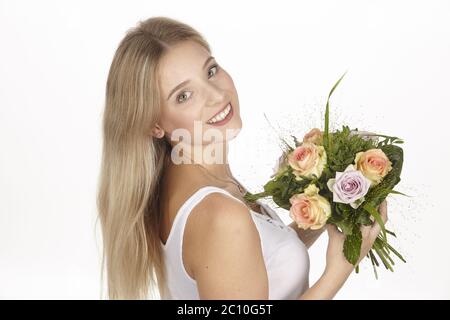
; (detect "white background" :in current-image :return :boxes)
[1,0,449,299]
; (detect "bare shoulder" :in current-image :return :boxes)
[185,192,269,299]
[188,192,252,230]
[185,192,255,258]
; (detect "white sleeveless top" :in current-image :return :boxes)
[159,186,310,300]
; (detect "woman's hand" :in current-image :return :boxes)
[324,200,388,277]
[298,200,388,299]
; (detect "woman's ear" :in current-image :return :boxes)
[151,124,165,138]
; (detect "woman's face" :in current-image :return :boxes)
[154,40,242,149]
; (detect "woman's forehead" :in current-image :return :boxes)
[159,41,211,89]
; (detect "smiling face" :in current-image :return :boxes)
[154,40,242,150]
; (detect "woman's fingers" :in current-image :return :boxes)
[326,224,343,240]
[326,224,337,237]
[379,200,388,224]
[360,224,371,238]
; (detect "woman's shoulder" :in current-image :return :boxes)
[183,189,255,250]
[186,188,252,234]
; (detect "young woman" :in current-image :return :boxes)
[97,16,388,300]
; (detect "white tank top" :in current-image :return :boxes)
[159,186,310,299]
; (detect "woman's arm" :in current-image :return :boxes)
[298,262,354,299]
[288,222,326,249]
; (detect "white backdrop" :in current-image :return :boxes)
[1,0,449,299]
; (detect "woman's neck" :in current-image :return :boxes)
[168,141,233,181]
[167,160,232,182]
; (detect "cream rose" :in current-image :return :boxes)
[354,148,393,186]
[289,184,331,230]
[287,142,327,181]
[303,128,323,145]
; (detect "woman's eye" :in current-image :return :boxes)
[208,64,219,78]
[176,91,192,103]
[176,64,220,104]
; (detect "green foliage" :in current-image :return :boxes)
[343,227,362,266]
[326,126,378,173]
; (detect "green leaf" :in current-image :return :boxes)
[383,239,406,263]
[363,203,387,240]
[291,135,302,147]
[389,190,411,197]
[324,71,348,155]
[385,229,397,237]
[369,249,379,267]
[336,203,352,219]
[343,227,362,266]
[243,191,269,202]
[373,242,394,272]
[357,211,373,225]
[264,179,280,193]
[335,219,354,236]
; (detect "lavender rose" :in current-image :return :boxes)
[326,164,372,209]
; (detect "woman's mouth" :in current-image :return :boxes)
[206,102,233,126]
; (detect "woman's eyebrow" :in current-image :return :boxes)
[166,56,215,100]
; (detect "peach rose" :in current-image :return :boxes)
[287,142,327,180]
[354,148,393,186]
[303,128,323,145]
[289,184,331,230]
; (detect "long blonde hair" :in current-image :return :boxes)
[96,16,211,299]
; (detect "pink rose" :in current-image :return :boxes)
[287,142,327,180]
[289,184,331,230]
[303,128,323,145]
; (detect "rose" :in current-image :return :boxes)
[326,164,372,209]
[287,142,327,181]
[303,128,323,145]
[354,149,392,186]
[289,184,331,230]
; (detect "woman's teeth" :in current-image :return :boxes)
[206,103,232,124]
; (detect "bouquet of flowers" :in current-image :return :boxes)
[244,72,407,277]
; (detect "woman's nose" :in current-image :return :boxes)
[204,83,228,107]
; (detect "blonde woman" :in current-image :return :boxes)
[96,16,388,300]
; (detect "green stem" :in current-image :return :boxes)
[373,242,394,272]
[368,250,379,280]
[385,229,397,237]
[384,241,407,263]
[369,249,380,267]
[379,243,395,266]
